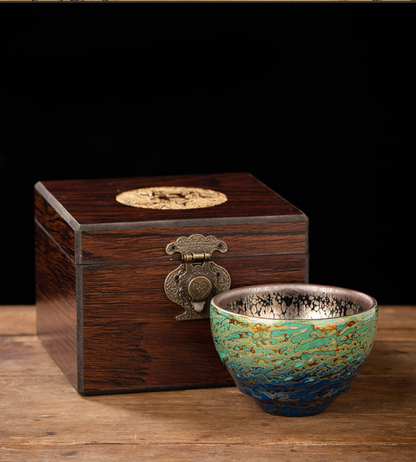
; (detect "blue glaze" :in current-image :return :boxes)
[210,291,378,417]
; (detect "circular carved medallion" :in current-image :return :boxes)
[116,186,227,210]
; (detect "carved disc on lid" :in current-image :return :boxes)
[116,186,227,210]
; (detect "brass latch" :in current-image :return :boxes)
[164,234,231,321]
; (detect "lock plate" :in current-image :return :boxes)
[164,234,231,321]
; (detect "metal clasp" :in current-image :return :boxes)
[164,234,231,321]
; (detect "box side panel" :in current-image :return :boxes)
[81,254,306,394]
[35,188,76,262]
[81,221,307,264]
[35,223,78,389]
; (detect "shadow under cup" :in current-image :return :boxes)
[210,284,378,417]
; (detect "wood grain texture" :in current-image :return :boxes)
[0,305,415,461]
[81,254,306,394]
[0,443,415,462]
[0,444,415,462]
[81,221,307,264]
[35,225,306,394]
[35,224,78,389]
[0,306,36,335]
[35,172,308,394]
[37,172,305,227]
[34,188,76,261]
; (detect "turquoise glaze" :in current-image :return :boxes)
[210,284,378,417]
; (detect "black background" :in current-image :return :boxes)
[0,10,414,305]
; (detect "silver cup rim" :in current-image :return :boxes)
[211,283,377,322]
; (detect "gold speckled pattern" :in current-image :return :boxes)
[210,284,378,416]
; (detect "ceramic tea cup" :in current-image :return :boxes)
[210,283,378,417]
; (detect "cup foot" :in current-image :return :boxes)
[254,398,335,417]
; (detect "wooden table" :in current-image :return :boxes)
[1,305,415,461]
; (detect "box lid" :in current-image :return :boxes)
[35,172,308,265]
[36,172,303,228]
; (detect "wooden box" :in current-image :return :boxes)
[35,172,308,395]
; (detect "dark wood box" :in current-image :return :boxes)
[35,172,308,395]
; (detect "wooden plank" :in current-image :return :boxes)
[2,304,410,339]
[1,306,415,460]
[376,306,416,341]
[0,335,63,377]
[378,306,416,327]
[2,334,415,381]
[360,341,416,377]
[0,306,36,335]
[0,372,415,445]
[0,443,415,462]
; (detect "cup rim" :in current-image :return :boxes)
[211,283,377,322]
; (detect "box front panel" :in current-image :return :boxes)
[81,254,307,394]
[80,221,307,264]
